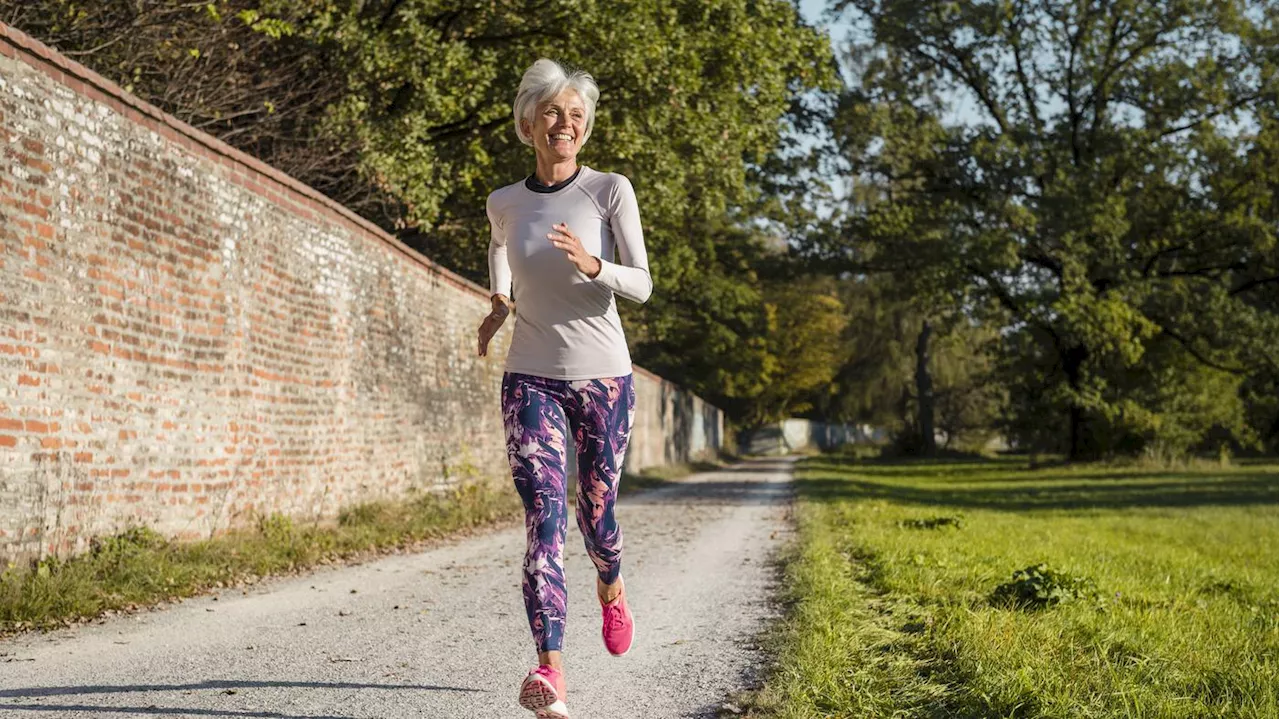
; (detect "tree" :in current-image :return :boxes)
[805,275,1004,452]
[812,0,1277,459]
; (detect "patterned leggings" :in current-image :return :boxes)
[501,371,636,653]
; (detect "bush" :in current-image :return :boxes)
[898,516,963,530]
[991,563,1096,610]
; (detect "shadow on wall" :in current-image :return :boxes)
[662,380,690,466]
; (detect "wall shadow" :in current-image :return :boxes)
[0,678,482,718]
[0,704,353,718]
[0,679,479,699]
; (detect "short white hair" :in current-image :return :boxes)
[513,58,600,147]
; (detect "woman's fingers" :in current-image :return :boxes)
[548,223,596,275]
[548,225,589,271]
[547,231,577,250]
[548,224,580,247]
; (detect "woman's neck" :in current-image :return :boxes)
[533,157,579,186]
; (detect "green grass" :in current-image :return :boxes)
[742,453,1278,719]
[0,460,718,636]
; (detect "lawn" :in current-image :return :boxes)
[744,454,1278,719]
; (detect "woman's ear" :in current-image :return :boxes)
[519,117,531,142]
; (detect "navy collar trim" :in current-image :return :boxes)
[525,166,583,194]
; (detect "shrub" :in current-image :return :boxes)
[991,563,1096,609]
[898,516,963,530]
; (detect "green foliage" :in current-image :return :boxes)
[733,277,851,427]
[811,0,1278,459]
[810,276,1005,449]
[991,563,1097,610]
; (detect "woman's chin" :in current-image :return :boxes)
[539,145,579,162]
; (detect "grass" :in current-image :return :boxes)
[739,452,1278,719]
[0,460,719,636]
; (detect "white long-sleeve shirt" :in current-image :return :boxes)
[486,165,653,380]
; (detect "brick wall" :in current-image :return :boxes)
[0,24,722,564]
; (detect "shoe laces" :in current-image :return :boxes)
[603,602,627,631]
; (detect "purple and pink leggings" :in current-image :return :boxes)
[501,371,636,653]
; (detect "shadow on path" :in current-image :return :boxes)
[0,679,480,699]
[0,704,355,718]
[0,679,481,719]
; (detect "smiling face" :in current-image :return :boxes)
[522,89,588,163]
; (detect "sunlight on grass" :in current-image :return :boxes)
[744,455,1278,719]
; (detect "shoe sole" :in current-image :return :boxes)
[519,674,568,718]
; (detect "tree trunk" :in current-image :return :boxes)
[915,319,937,456]
[1062,343,1091,462]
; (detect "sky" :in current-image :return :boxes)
[799,0,858,82]
[796,0,988,132]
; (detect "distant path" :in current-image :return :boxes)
[0,457,796,718]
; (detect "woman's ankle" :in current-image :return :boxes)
[597,576,623,604]
[537,650,563,671]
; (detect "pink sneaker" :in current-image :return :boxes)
[600,578,634,656]
[518,665,568,718]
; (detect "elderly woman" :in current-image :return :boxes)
[476,58,653,718]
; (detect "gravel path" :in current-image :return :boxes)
[0,457,796,719]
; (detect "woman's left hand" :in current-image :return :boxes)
[547,223,602,279]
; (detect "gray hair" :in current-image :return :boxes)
[513,58,600,147]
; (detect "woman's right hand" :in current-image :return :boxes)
[477,295,512,357]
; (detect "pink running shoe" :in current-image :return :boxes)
[518,665,568,718]
[600,577,634,656]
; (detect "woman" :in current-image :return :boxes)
[476,58,653,719]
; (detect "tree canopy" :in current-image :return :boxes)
[806,0,1277,458]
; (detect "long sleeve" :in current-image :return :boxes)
[593,174,653,304]
[486,192,512,299]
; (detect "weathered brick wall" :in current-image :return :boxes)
[0,24,721,564]
[626,376,723,471]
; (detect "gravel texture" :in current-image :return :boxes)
[0,457,796,718]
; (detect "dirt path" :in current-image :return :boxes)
[0,457,796,718]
